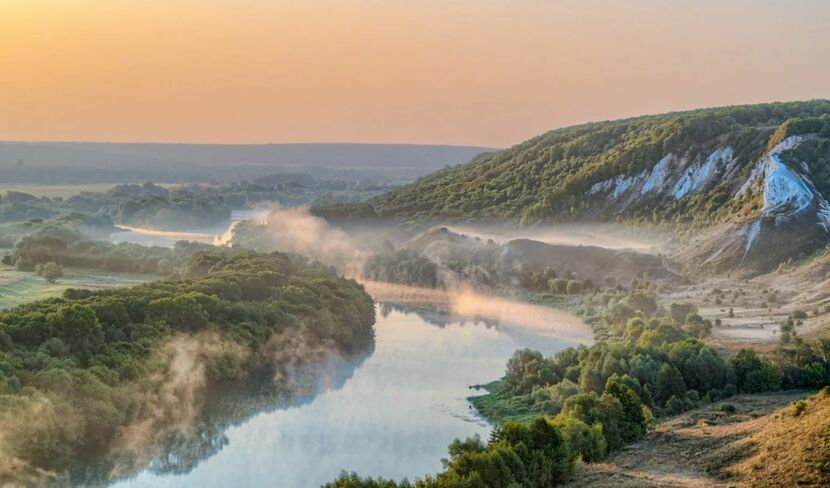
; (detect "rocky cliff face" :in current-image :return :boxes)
[590,134,830,274]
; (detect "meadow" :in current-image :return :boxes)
[0,264,150,309]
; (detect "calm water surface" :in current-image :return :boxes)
[107,301,591,488]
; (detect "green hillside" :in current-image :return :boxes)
[367,100,830,225]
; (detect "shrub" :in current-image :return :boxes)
[566,280,584,295]
[790,400,807,417]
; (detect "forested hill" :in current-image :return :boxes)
[367,100,830,226]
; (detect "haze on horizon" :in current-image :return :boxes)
[1,0,828,148]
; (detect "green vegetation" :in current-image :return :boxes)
[1,179,394,237]
[0,213,113,248]
[0,251,374,477]
[347,101,830,225]
[4,234,213,275]
[0,183,232,230]
[472,291,829,423]
[326,417,573,488]
[363,242,439,288]
[311,201,379,221]
[518,267,594,295]
[0,268,151,311]
[34,262,63,283]
[452,288,829,485]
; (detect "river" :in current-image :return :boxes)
[98,219,594,487]
[96,296,591,488]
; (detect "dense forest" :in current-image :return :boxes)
[0,252,375,479]
[358,100,830,225]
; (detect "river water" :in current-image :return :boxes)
[98,219,594,487]
[100,298,591,488]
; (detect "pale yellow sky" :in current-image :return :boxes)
[1,0,828,147]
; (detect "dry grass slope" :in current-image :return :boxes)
[726,388,830,487]
[567,390,829,487]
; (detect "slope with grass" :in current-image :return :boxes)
[568,389,829,487]
[370,101,830,223]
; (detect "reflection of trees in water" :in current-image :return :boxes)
[379,302,500,330]
[63,347,373,487]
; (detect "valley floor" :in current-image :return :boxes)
[0,265,151,309]
[660,269,830,352]
[566,390,827,487]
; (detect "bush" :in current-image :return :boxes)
[566,280,584,295]
[551,416,606,462]
[791,310,808,320]
[790,400,807,417]
[550,278,568,294]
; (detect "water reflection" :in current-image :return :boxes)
[379,302,499,329]
[84,300,589,488]
[62,348,371,487]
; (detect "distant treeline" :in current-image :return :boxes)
[3,234,214,275]
[0,180,394,233]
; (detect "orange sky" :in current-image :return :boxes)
[1,0,828,147]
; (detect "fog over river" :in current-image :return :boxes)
[98,296,591,488]
[97,216,594,487]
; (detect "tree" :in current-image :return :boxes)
[669,303,697,324]
[552,416,606,462]
[559,392,625,451]
[504,349,559,394]
[604,375,646,442]
[47,303,102,365]
[36,262,63,283]
[816,338,830,364]
[655,364,686,407]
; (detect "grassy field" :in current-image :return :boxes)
[0,265,152,309]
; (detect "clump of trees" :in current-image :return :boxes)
[363,244,440,288]
[518,267,593,295]
[326,417,573,488]
[5,235,214,275]
[0,251,375,475]
[311,202,378,221]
